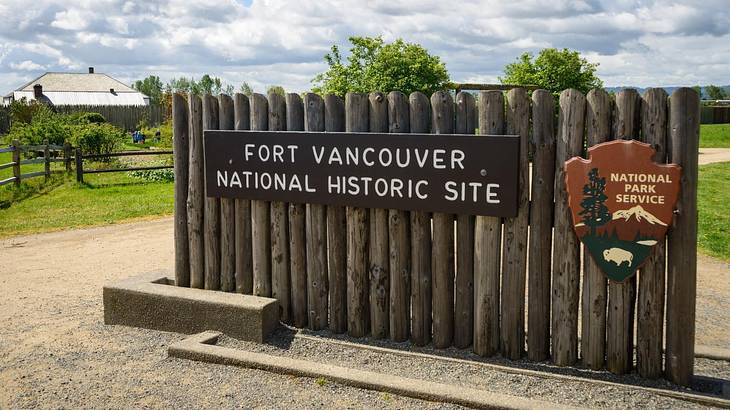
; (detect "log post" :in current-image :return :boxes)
[581,89,611,369]
[75,147,82,183]
[409,91,432,346]
[251,93,271,297]
[501,88,530,359]
[304,92,328,330]
[454,91,476,349]
[268,91,290,321]
[637,88,668,378]
[551,89,585,366]
[607,88,640,374]
[172,93,190,287]
[527,90,555,361]
[287,92,308,327]
[43,139,50,180]
[430,90,455,349]
[325,94,348,334]
[12,139,21,186]
[202,95,221,291]
[369,92,389,339]
[474,91,504,357]
[63,142,72,173]
[218,94,236,292]
[187,94,205,288]
[666,87,700,386]
[233,93,253,294]
[388,91,410,342]
[345,92,369,338]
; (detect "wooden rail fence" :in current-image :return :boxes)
[0,139,72,187]
[75,149,173,183]
[171,88,699,386]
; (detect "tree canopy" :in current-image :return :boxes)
[705,85,727,100]
[133,75,164,105]
[312,36,450,96]
[500,48,603,95]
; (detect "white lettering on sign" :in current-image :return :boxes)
[610,172,672,206]
[310,146,466,170]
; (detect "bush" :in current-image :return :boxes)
[68,112,106,125]
[140,120,172,148]
[70,123,126,155]
[128,167,175,182]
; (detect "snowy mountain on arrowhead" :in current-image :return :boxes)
[612,205,667,226]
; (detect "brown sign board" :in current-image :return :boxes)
[565,140,681,282]
[204,130,520,217]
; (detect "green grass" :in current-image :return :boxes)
[697,162,730,261]
[0,150,173,237]
[700,124,730,148]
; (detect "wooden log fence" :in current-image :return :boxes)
[171,87,700,386]
[53,104,164,131]
[0,140,73,187]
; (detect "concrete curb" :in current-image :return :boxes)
[696,345,730,362]
[169,332,581,410]
[103,272,279,342]
[293,332,730,407]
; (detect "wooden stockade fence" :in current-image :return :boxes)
[53,104,164,131]
[171,87,700,386]
[700,105,730,124]
[0,139,72,187]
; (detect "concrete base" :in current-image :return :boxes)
[103,272,279,342]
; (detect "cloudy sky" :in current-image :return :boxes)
[0,0,728,94]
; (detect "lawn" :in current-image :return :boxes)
[700,123,730,148]
[0,150,173,238]
[697,162,730,261]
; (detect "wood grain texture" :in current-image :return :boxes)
[607,89,639,375]
[408,91,432,346]
[527,89,555,361]
[430,90,455,349]
[500,88,530,360]
[581,89,611,369]
[233,93,252,294]
[454,91,476,349]
[665,87,700,386]
[388,91,410,342]
[218,94,236,292]
[474,90,504,357]
[172,93,190,287]
[637,88,668,379]
[187,94,205,289]
[202,94,221,291]
[325,94,348,334]
[268,91,290,321]
[304,92,328,330]
[368,92,390,339]
[345,92,370,337]
[287,92,308,327]
[551,89,585,366]
[250,93,271,297]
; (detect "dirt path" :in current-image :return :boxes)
[699,148,730,165]
[0,218,728,408]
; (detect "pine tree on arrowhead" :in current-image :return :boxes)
[579,168,612,237]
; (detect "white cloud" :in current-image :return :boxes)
[0,0,728,94]
[10,60,45,70]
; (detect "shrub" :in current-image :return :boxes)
[70,123,126,155]
[128,167,175,182]
[140,120,172,148]
[70,112,106,125]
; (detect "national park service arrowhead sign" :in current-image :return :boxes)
[565,140,681,282]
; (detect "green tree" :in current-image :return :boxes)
[240,82,254,96]
[706,85,727,100]
[312,36,450,96]
[500,48,603,95]
[267,85,285,96]
[692,85,703,98]
[133,75,164,105]
[579,168,611,237]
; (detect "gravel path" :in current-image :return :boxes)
[0,218,728,409]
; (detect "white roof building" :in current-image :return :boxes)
[3,67,149,106]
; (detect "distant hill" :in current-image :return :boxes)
[605,85,730,99]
